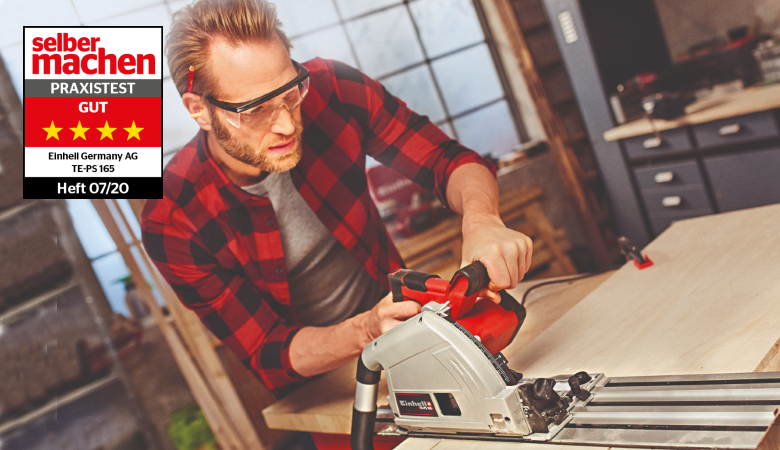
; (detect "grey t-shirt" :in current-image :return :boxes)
[242,171,385,327]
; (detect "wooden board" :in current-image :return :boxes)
[506,203,780,379]
[261,272,613,434]
[603,83,780,141]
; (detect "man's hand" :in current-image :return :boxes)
[361,292,421,345]
[461,212,533,300]
[445,163,534,302]
[290,293,421,378]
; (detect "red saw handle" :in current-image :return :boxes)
[389,261,489,319]
[389,262,526,354]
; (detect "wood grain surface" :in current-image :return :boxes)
[506,203,780,379]
[603,83,780,141]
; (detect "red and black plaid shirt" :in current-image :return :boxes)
[141,58,496,397]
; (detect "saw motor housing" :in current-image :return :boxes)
[363,305,531,436]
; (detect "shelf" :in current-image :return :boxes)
[0,279,79,325]
[0,200,43,225]
[0,373,120,436]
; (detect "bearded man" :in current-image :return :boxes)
[142,0,533,397]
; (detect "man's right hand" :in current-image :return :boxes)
[289,292,421,378]
[361,292,421,345]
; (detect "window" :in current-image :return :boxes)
[66,199,164,317]
[281,0,525,158]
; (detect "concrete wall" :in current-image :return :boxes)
[654,0,780,62]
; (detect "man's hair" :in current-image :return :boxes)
[166,0,292,97]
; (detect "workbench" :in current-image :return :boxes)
[601,83,780,241]
[262,203,780,448]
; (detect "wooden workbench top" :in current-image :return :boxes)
[603,83,780,141]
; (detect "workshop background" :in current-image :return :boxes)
[1,0,780,449]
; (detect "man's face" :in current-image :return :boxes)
[207,38,304,173]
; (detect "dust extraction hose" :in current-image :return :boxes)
[351,357,381,450]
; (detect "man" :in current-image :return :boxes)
[142,0,532,397]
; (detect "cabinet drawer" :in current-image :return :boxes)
[692,111,780,149]
[641,186,713,214]
[634,160,704,192]
[649,209,713,236]
[703,146,780,212]
[623,127,693,159]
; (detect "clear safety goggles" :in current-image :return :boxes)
[206,60,310,129]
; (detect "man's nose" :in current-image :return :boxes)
[270,104,296,136]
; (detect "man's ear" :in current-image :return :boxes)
[182,93,212,131]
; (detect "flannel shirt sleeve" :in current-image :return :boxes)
[331,61,497,209]
[141,197,305,397]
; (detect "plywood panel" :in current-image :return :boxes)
[506,204,780,379]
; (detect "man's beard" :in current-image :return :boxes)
[209,107,303,173]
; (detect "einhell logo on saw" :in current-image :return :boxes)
[396,393,438,417]
[23,27,163,199]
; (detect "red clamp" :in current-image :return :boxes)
[619,236,653,270]
[634,255,654,270]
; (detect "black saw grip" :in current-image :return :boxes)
[450,261,490,297]
[389,269,440,303]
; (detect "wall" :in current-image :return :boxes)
[654,0,780,62]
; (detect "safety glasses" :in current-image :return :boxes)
[206,60,310,129]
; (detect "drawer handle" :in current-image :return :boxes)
[662,196,681,207]
[643,136,663,149]
[654,171,674,183]
[718,123,741,136]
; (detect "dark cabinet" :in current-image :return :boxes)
[617,110,780,237]
[692,111,779,149]
[704,147,780,212]
[634,161,714,235]
[624,128,693,159]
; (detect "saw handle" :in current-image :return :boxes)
[450,260,490,296]
[388,261,492,319]
[388,269,442,303]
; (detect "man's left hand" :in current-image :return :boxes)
[461,212,533,301]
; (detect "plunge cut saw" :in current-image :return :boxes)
[351,262,780,450]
